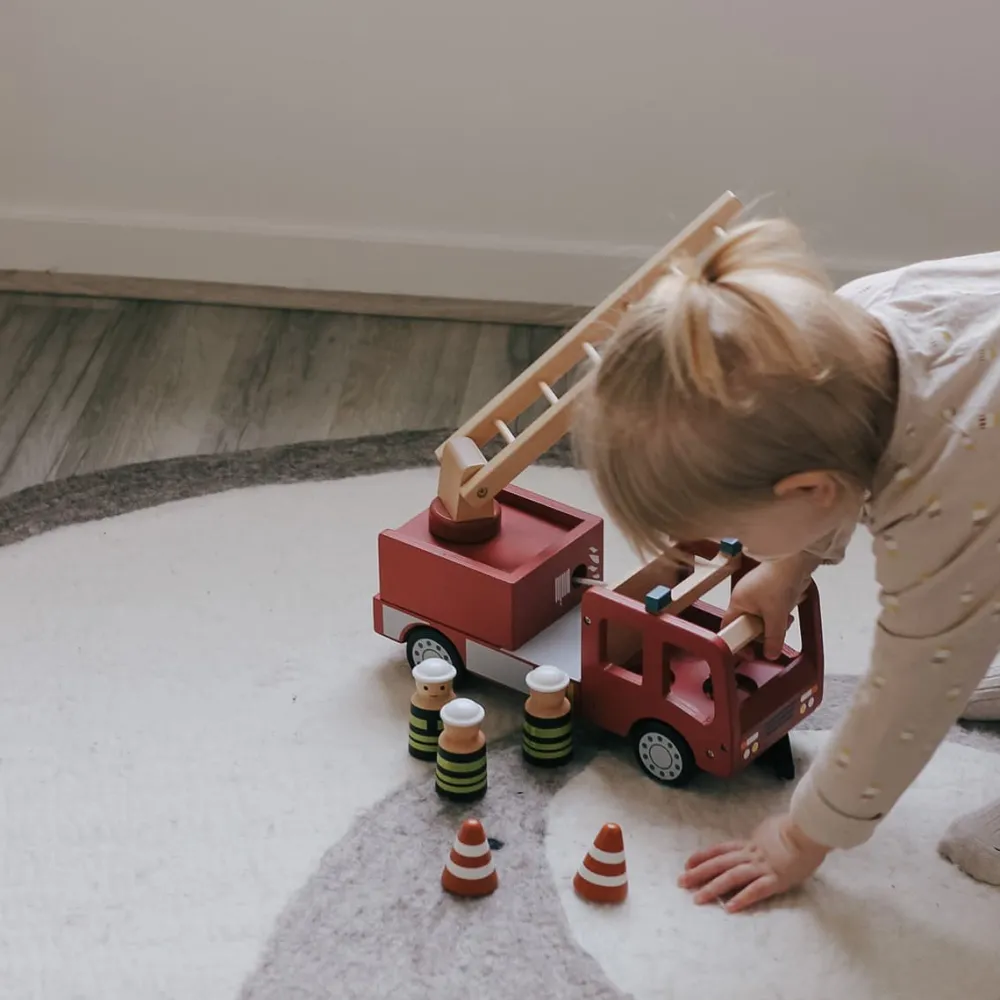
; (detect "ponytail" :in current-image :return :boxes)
[597,218,886,412]
[574,216,895,556]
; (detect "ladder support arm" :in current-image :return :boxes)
[435,190,744,519]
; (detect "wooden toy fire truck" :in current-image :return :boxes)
[372,192,824,787]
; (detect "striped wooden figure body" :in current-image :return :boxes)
[408,657,457,760]
[435,698,488,802]
[522,664,573,767]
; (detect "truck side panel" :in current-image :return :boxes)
[507,519,603,650]
[378,530,514,650]
[377,489,604,652]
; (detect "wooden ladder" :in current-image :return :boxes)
[435,191,744,522]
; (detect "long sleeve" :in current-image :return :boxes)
[790,513,1000,849]
[791,618,998,848]
[790,255,1000,850]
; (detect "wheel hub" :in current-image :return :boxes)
[411,637,451,664]
[638,732,684,781]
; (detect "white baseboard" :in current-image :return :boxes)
[0,205,898,307]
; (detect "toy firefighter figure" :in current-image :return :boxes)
[522,664,573,767]
[408,657,457,760]
[435,698,488,801]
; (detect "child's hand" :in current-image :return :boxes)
[721,554,819,659]
[678,813,830,912]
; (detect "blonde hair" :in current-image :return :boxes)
[573,217,896,557]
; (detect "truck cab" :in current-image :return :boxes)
[576,544,823,785]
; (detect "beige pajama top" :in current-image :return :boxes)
[788,252,1000,849]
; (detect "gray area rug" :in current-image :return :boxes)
[0,429,572,548]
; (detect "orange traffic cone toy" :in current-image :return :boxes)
[573,822,628,903]
[441,819,499,897]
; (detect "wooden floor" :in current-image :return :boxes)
[0,293,565,497]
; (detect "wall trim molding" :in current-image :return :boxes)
[0,270,587,327]
[0,205,901,321]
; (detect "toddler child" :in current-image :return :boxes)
[574,217,1000,912]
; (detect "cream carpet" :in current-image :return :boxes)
[2,461,999,1000]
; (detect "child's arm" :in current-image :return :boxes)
[790,584,999,849]
[788,487,1000,848]
[682,508,1000,910]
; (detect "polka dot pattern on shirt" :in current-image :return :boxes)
[790,258,1000,849]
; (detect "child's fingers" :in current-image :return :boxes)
[762,612,796,659]
[719,605,743,630]
[678,849,747,889]
[724,874,781,913]
[683,841,745,870]
[692,862,761,905]
[762,611,788,659]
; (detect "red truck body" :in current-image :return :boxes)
[577,576,823,780]
[377,484,603,651]
[373,488,823,784]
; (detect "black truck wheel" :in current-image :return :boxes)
[405,627,466,677]
[632,720,697,787]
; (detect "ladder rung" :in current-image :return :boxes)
[538,380,559,406]
[435,192,744,516]
[495,419,516,445]
[435,192,741,468]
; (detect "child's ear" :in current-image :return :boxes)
[773,471,840,509]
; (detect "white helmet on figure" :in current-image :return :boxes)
[412,657,457,685]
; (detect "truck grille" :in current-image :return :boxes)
[764,702,796,736]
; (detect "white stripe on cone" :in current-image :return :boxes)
[452,837,490,858]
[577,865,628,888]
[446,857,496,880]
[587,846,626,865]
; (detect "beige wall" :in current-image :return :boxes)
[2,0,998,304]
